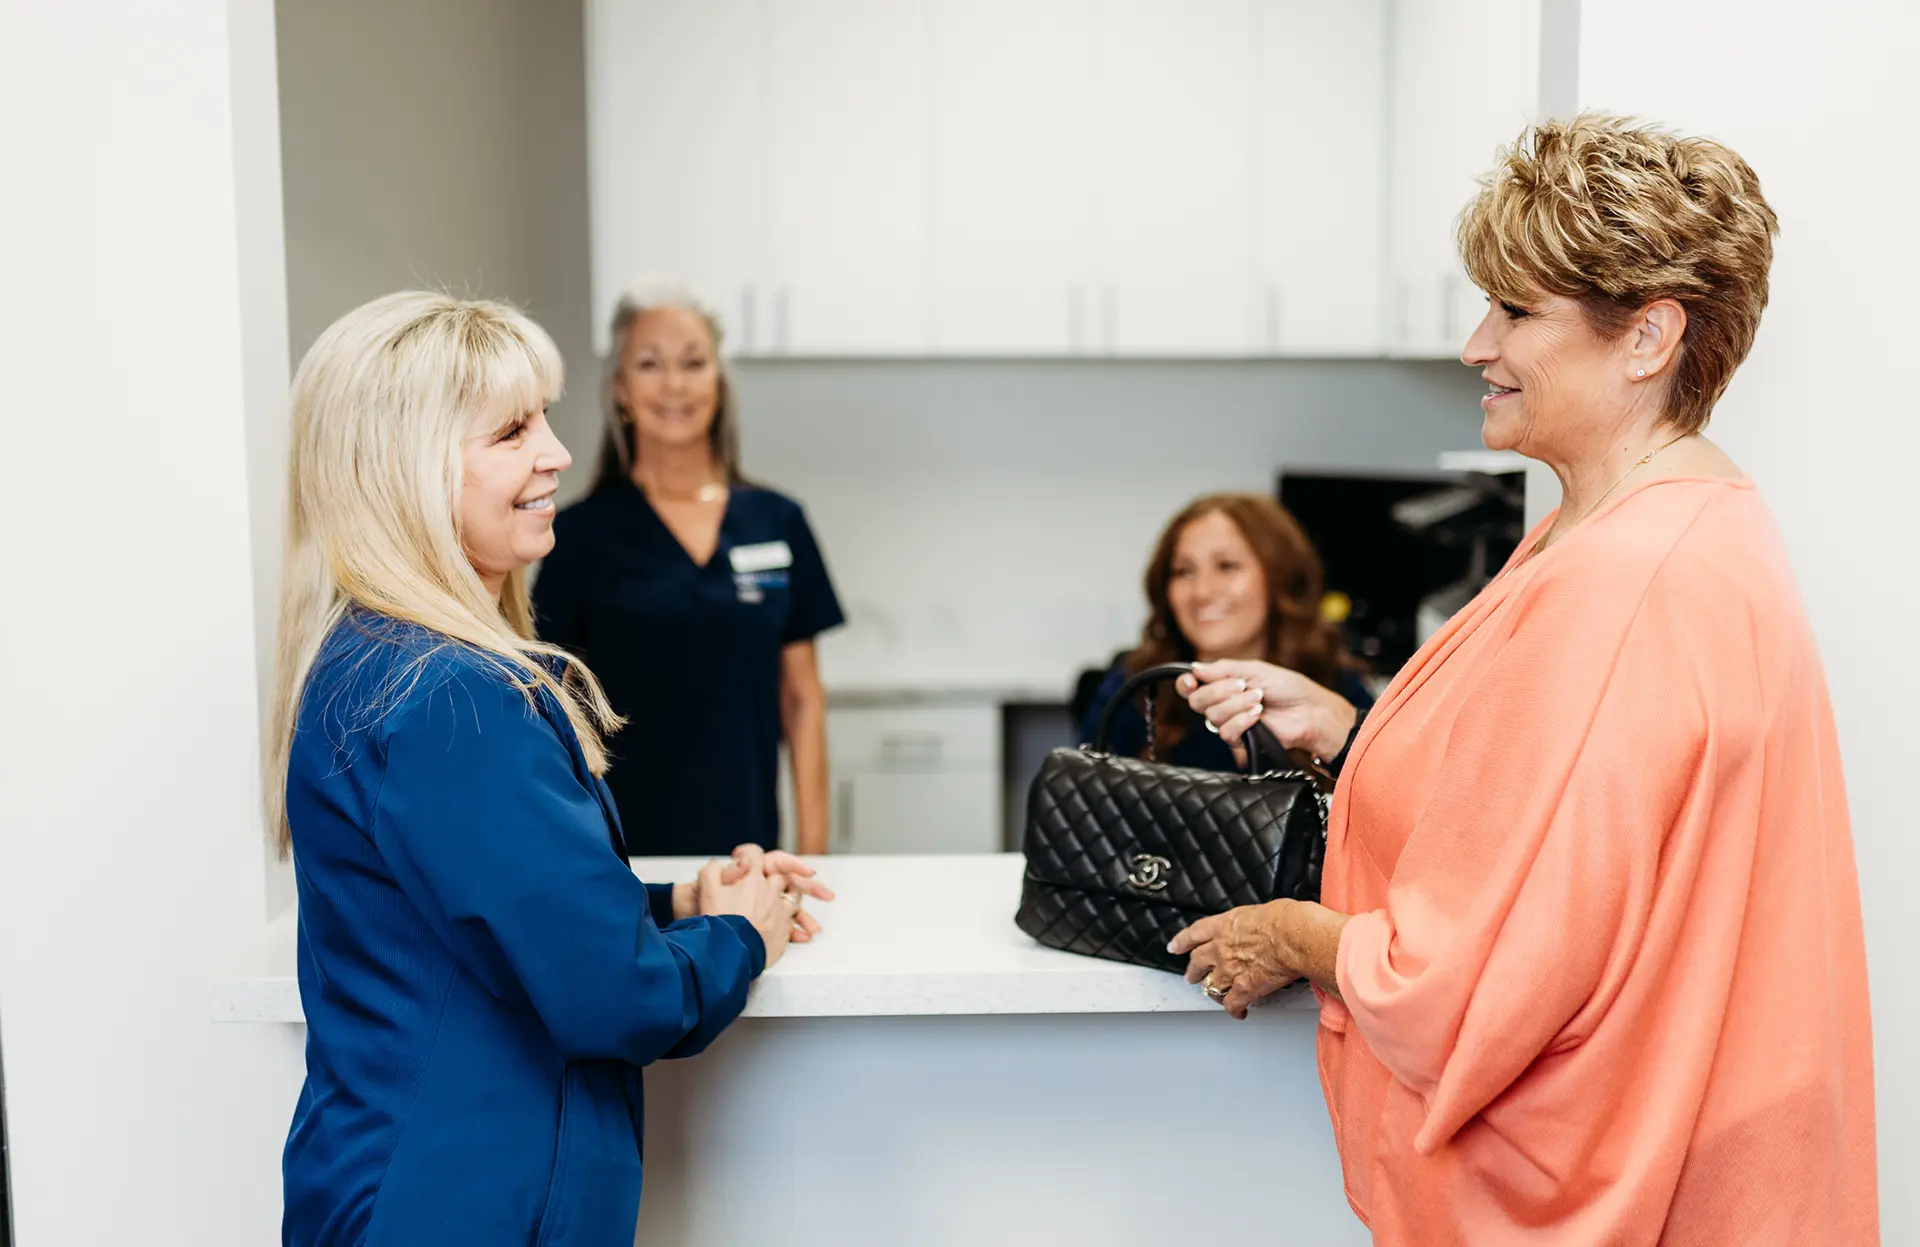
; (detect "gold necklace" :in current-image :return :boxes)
[1528,433,1691,561]
[639,475,727,504]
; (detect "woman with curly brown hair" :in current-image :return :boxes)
[1078,492,1371,771]
[1170,115,1877,1245]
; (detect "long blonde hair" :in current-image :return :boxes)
[264,291,620,856]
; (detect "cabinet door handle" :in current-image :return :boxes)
[833,777,855,853]
[879,731,943,767]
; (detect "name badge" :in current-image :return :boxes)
[728,541,793,574]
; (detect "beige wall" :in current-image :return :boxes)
[276,0,601,489]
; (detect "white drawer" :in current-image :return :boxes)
[834,770,1002,855]
[827,705,1001,772]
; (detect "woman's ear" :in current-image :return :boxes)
[1629,298,1687,381]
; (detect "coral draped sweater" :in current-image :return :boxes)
[1320,475,1877,1245]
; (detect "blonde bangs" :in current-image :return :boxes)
[1458,175,1580,307]
[457,304,566,439]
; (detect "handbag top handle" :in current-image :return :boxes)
[1090,662,1275,774]
[1090,662,1336,794]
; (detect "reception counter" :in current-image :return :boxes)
[216,854,1366,1245]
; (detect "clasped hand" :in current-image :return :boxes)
[677,845,835,968]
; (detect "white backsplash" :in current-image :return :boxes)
[732,358,1490,695]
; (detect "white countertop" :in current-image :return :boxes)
[213,853,1318,1022]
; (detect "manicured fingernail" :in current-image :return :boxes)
[1234,678,1248,691]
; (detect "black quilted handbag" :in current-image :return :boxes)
[1015,662,1332,974]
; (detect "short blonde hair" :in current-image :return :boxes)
[1459,113,1779,433]
[265,291,620,855]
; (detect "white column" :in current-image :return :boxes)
[1577,7,1920,1237]
[0,2,303,1243]
[1521,0,1583,529]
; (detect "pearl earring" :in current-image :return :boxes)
[1636,369,1647,378]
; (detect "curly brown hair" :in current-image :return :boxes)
[1121,493,1359,758]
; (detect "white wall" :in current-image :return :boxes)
[732,359,1490,688]
[1576,7,1920,1236]
[231,0,297,916]
[0,2,305,1244]
[1522,0,1580,530]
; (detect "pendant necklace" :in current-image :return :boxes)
[1522,432,1691,566]
[640,472,727,504]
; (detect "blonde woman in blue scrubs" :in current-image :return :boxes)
[535,279,843,857]
[266,291,830,1245]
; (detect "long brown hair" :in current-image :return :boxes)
[1122,493,1359,758]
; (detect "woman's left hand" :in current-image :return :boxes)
[723,846,835,942]
[1168,903,1303,1020]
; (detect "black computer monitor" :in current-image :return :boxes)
[1279,467,1524,677]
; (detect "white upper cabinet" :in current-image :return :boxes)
[928,0,1096,356]
[585,1,1540,359]
[1386,0,1541,358]
[764,0,932,355]
[1255,0,1388,355]
[1091,1,1257,356]
[585,0,768,356]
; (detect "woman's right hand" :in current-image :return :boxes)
[696,848,794,967]
[1177,660,1357,762]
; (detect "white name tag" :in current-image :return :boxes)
[728,541,793,574]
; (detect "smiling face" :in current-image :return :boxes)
[1167,510,1270,662]
[1463,291,1641,460]
[459,403,572,597]
[613,305,721,454]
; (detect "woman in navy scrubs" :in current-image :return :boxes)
[267,292,830,1246]
[535,280,843,857]
[1082,493,1372,770]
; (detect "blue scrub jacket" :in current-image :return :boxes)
[281,610,766,1247]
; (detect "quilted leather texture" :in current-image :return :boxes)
[1015,746,1325,973]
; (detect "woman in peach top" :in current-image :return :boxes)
[1170,115,1877,1244]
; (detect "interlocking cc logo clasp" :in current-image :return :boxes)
[1126,853,1173,892]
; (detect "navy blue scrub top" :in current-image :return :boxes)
[533,480,844,857]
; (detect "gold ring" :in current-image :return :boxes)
[1203,977,1229,1002]
[1204,719,1221,735]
